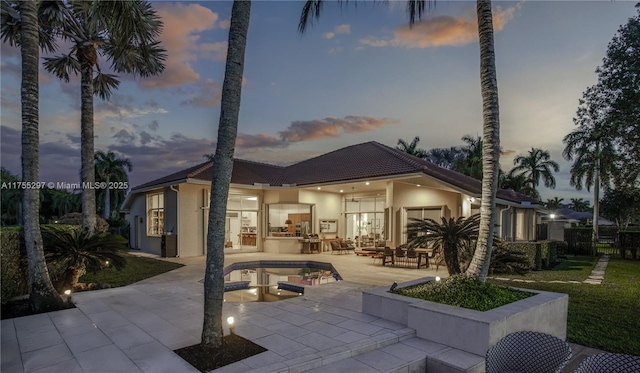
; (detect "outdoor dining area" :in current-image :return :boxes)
[357,245,440,269]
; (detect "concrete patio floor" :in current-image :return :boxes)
[1,251,602,373]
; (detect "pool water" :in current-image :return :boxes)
[220,261,342,303]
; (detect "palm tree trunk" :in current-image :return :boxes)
[465,0,501,282]
[202,0,251,348]
[20,0,65,312]
[80,49,97,235]
[592,157,600,256]
[104,176,111,220]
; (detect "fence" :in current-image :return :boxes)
[564,227,640,259]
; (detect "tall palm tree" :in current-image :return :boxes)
[570,198,591,213]
[202,0,251,349]
[396,136,428,158]
[563,85,617,253]
[5,0,66,311]
[510,148,559,197]
[42,1,165,234]
[499,172,538,199]
[299,0,502,282]
[545,197,564,210]
[95,151,132,220]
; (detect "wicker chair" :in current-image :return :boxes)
[573,353,640,373]
[486,331,572,373]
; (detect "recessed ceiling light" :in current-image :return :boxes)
[317,187,321,190]
[340,190,344,193]
[416,184,421,187]
[365,182,370,185]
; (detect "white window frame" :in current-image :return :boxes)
[147,192,164,236]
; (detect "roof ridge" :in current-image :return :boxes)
[234,158,286,169]
[285,141,378,169]
[371,141,427,170]
[186,161,213,178]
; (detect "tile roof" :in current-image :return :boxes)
[130,141,541,205]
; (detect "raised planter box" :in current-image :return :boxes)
[362,277,568,356]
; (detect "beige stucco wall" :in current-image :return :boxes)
[299,190,342,238]
[177,183,207,257]
[127,187,167,256]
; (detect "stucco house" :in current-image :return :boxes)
[121,141,542,257]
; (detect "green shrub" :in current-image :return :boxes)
[489,243,530,275]
[556,241,568,257]
[391,275,534,311]
[57,213,109,233]
[538,240,558,269]
[502,242,541,270]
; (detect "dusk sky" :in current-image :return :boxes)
[1,1,637,203]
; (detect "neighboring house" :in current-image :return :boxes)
[543,207,614,241]
[121,141,542,257]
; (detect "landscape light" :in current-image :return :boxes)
[435,276,441,282]
[64,289,71,295]
[550,214,556,219]
[227,316,235,335]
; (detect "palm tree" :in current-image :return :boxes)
[299,0,502,282]
[453,135,484,180]
[202,0,251,349]
[570,198,591,213]
[3,0,66,311]
[499,172,538,199]
[42,1,165,234]
[510,148,559,197]
[51,189,81,217]
[95,151,132,220]
[42,228,127,290]
[426,146,462,169]
[545,197,564,210]
[563,85,617,253]
[396,137,428,158]
[406,215,480,276]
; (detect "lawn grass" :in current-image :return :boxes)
[493,256,598,282]
[489,258,640,355]
[80,253,184,287]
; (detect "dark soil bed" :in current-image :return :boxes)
[1,298,75,320]
[175,334,267,372]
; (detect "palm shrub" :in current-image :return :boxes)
[407,215,480,275]
[42,228,127,291]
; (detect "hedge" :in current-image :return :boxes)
[1,225,76,300]
[501,240,560,271]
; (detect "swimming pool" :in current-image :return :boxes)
[220,261,342,302]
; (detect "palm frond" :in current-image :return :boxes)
[43,54,80,82]
[298,0,325,34]
[93,72,120,100]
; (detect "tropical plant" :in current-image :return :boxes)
[563,86,618,251]
[57,212,109,233]
[396,136,428,159]
[39,1,165,234]
[406,215,480,276]
[570,198,591,213]
[499,172,538,199]
[426,146,462,169]
[546,197,565,210]
[300,0,503,282]
[95,151,131,220]
[42,228,127,290]
[202,0,251,349]
[453,135,484,180]
[50,189,81,217]
[510,148,559,197]
[1,0,66,311]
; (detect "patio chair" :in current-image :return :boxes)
[573,353,640,373]
[382,246,394,266]
[486,331,572,373]
[406,248,418,268]
[394,246,406,267]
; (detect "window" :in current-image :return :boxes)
[267,204,312,237]
[147,192,164,236]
